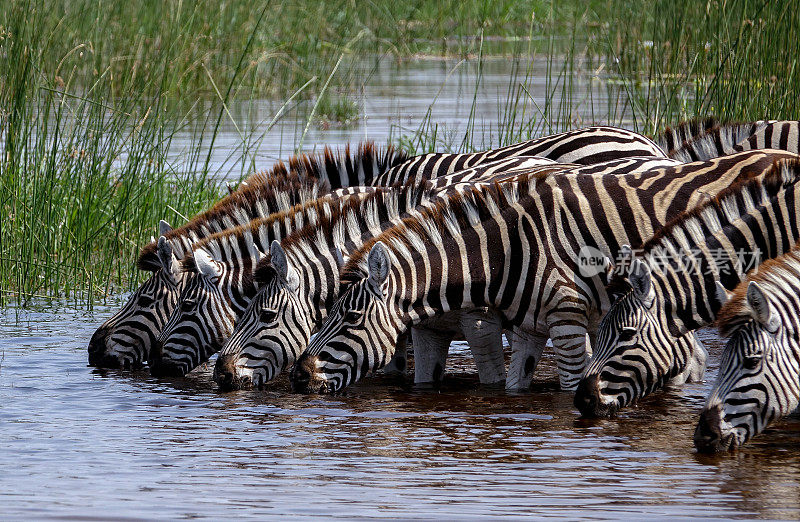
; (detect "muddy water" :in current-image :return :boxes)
[1,299,799,519]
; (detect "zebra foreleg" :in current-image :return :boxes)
[411,326,455,386]
[506,329,547,391]
[548,317,591,391]
[458,308,506,385]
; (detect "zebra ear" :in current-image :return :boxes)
[629,258,655,308]
[194,249,222,280]
[156,236,180,282]
[715,281,733,308]
[270,240,300,292]
[159,220,172,236]
[367,242,390,295]
[747,282,780,333]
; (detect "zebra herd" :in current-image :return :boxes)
[88,118,800,453]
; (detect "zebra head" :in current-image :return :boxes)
[214,241,311,391]
[290,242,402,393]
[576,252,686,417]
[695,282,800,452]
[150,248,237,377]
[88,227,185,369]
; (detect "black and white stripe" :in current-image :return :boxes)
[372,126,667,186]
[576,158,800,418]
[149,187,426,377]
[695,248,800,452]
[289,151,797,394]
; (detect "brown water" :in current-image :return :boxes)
[1,299,799,519]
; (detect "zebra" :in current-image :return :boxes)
[148,185,433,377]
[214,156,684,391]
[87,143,412,369]
[89,125,664,371]
[288,150,799,394]
[371,126,668,186]
[659,120,800,163]
[694,248,800,452]
[575,158,800,418]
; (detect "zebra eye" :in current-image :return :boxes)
[181,299,196,312]
[344,310,363,323]
[260,309,277,323]
[743,356,761,370]
[138,296,154,307]
[618,327,637,342]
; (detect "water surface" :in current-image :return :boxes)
[1,299,799,519]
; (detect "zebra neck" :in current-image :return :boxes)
[286,244,340,326]
[648,186,800,334]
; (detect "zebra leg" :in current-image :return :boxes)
[506,329,547,391]
[458,308,506,385]
[411,326,455,385]
[382,332,409,376]
[548,314,591,391]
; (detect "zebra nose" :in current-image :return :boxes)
[290,354,322,393]
[87,327,109,366]
[694,405,725,453]
[213,354,239,391]
[574,374,603,417]
[149,358,187,377]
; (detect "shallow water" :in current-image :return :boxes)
[2,299,799,519]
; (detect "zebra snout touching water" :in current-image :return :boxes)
[89,233,186,370]
[695,250,800,452]
[576,159,800,418]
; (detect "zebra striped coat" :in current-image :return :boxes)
[695,247,800,452]
[372,126,667,186]
[87,143,413,369]
[577,159,800,418]
[149,186,430,377]
[289,150,799,394]
[662,120,799,163]
[213,156,684,391]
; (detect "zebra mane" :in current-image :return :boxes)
[137,171,323,272]
[606,159,800,291]
[340,170,548,287]
[252,180,427,284]
[667,121,771,162]
[654,117,720,154]
[180,184,403,274]
[716,248,800,336]
[288,141,410,189]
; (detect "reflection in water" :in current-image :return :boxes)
[1,299,798,518]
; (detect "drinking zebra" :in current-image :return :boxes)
[695,247,800,452]
[575,158,800,418]
[87,172,327,369]
[214,156,683,391]
[148,185,432,377]
[289,151,797,393]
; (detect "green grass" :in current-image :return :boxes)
[1,0,799,306]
